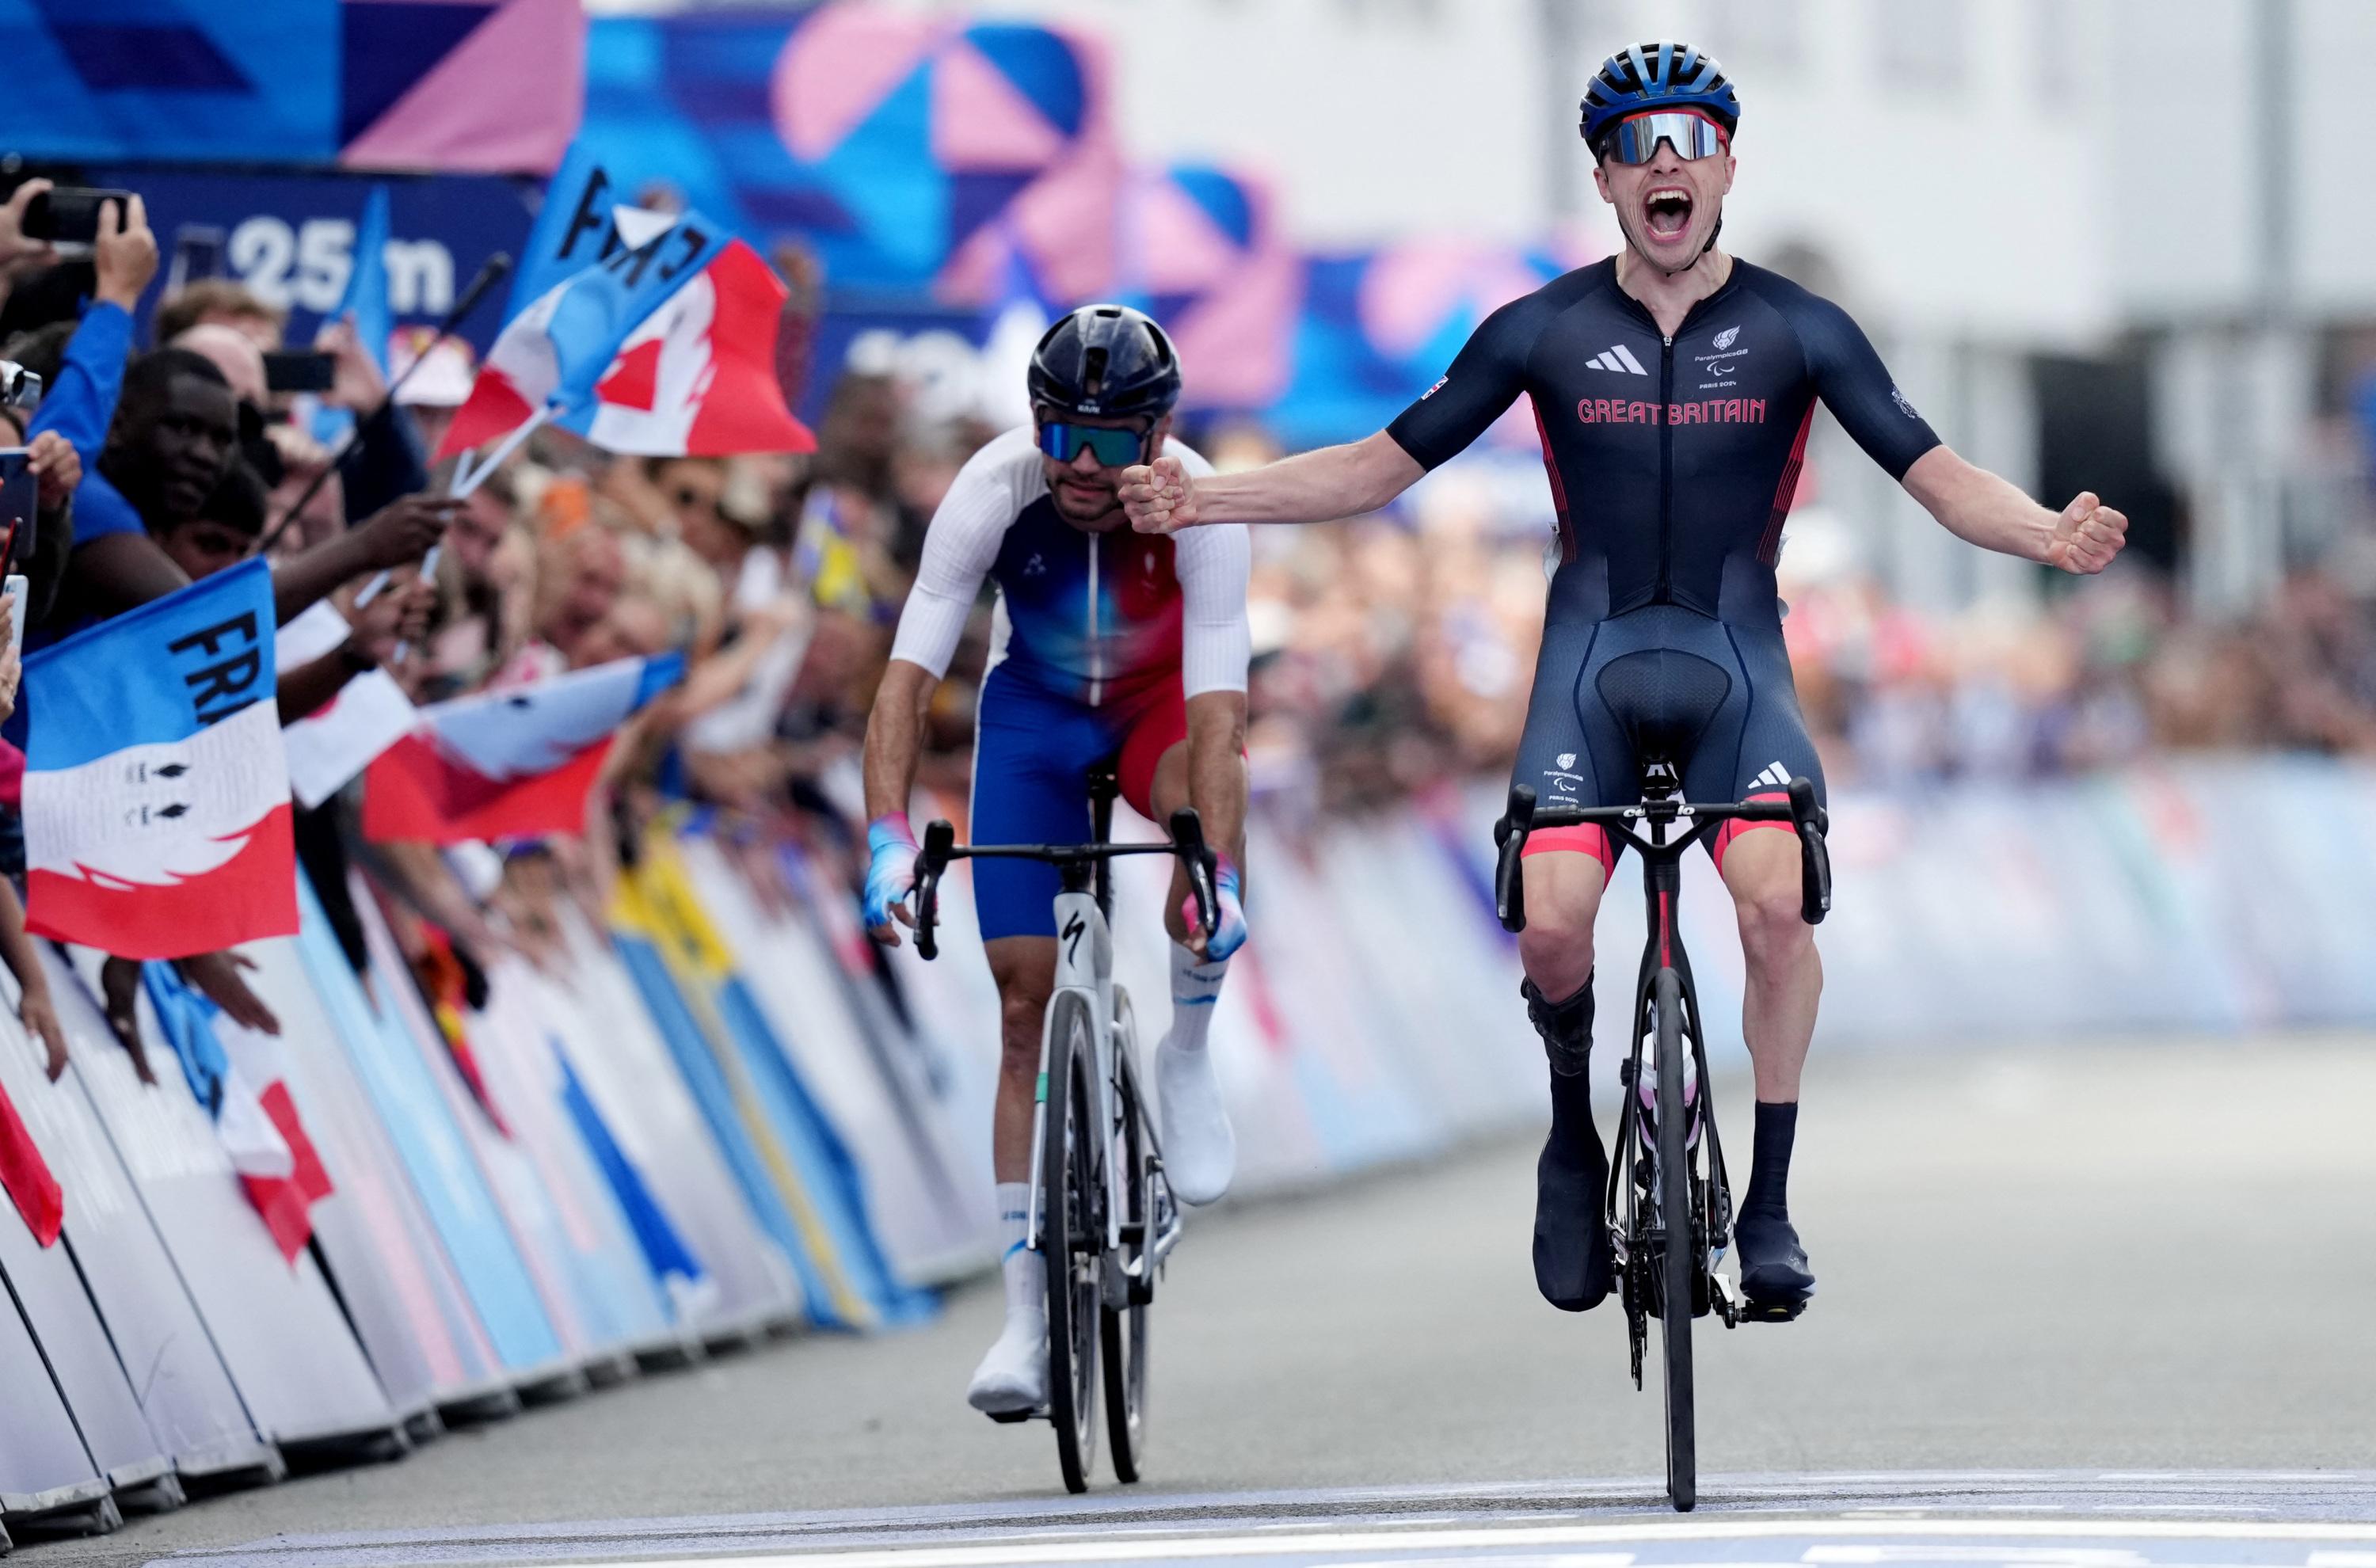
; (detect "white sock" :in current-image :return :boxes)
[996,1181,1040,1326]
[1166,941,1229,1055]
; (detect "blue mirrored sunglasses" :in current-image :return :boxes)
[1037,421,1150,467]
[1605,111,1727,165]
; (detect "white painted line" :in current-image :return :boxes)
[2307,1555,2376,1567]
[577,1518,2376,1568]
[1804,1549,2147,1563]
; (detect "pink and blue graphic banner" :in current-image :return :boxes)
[0,0,581,173]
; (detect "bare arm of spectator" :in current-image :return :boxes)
[0,880,70,1079]
[24,432,78,626]
[277,579,432,723]
[1902,447,2129,576]
[1121,431,1422,535]
[72,529,192,616]
[177,950,280,1036]
[96,957,158,1083]
[270,493,456,624]
[366,839,512,963]
[0,180,58,322]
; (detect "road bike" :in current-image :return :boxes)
[910,768,1217,1494]
[1492,762,1830,1513]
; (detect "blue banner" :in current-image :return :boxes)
[94,169,533,356]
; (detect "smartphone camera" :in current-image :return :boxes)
[21,186,136,246]
[0,360,41,410]
[264,350,337,395]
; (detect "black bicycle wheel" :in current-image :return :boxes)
[1653,966,1696,1513]
[1102,1042,1152,1482]
[1042,993,1102,1494]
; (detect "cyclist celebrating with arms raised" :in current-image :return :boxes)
[862,306,1251,1414]
[1121,43,2125,1320]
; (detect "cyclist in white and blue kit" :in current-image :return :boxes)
[860,306,1251,1414]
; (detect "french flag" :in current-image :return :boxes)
[362,653,684,844]
[436,199,813,462]
[440,236,813,461]
[21,561,298,960]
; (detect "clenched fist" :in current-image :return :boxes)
[2045,491,2128,575]
[1119,454,1200,535]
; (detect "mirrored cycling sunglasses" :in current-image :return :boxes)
[1603,110,1728,165]
[1037,421,1152,467]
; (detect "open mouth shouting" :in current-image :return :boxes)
[1642,185,1694,243]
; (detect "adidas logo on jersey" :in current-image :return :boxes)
[1586,344,1650,375]
[1749,760,1793,792]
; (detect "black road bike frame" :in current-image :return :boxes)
[1491,762,1830,1513]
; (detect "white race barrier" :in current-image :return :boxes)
[0,965,275,1488]
[9,759,2374,1537]
[535,911,807,1339]
[59,953,401,1457]
[238,935,508,1423]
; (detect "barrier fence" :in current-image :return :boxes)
[2,759,2372,1543]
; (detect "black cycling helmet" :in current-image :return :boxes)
[1580,40,1740,156]
[1027,303,1182,421]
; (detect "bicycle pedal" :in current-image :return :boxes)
[1742,1297,1809,1323]
[984,1406,1041,1425]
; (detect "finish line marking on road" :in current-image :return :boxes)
[155,1475,2376,1568]
[573,1520,2376,1568]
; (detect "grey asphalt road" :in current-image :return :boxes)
[15,1037,2376,1567]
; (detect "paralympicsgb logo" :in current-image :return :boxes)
[1712,325,1740,351]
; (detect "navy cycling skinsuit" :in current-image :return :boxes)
[1387,257,1940,871]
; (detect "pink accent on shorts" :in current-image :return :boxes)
[1521,822,1615,876]
[1711,790,1793,877]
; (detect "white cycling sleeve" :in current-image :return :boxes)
[1167,443,1251,698]
[887,428,1037,678]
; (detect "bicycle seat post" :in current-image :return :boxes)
[1640,759,1682,851]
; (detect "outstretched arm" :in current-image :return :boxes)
[1902,447,2128,575]
[1120,432,1423,535]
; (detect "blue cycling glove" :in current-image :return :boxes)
[1182,857,1247,961]
[862,814,920,937]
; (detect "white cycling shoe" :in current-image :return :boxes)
[1156,1037,1236,1205]
[965,1313,1049,1415]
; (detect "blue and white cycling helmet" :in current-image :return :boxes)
[1580,40,1741,158]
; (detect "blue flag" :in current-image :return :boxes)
[338,185,393,376]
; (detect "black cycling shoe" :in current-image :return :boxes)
[1522,978,1611,1311]
[1533,1110,1613,1311]
[1734,1208,1814,1319]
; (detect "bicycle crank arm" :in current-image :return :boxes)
[1148,1170,1186,1268]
